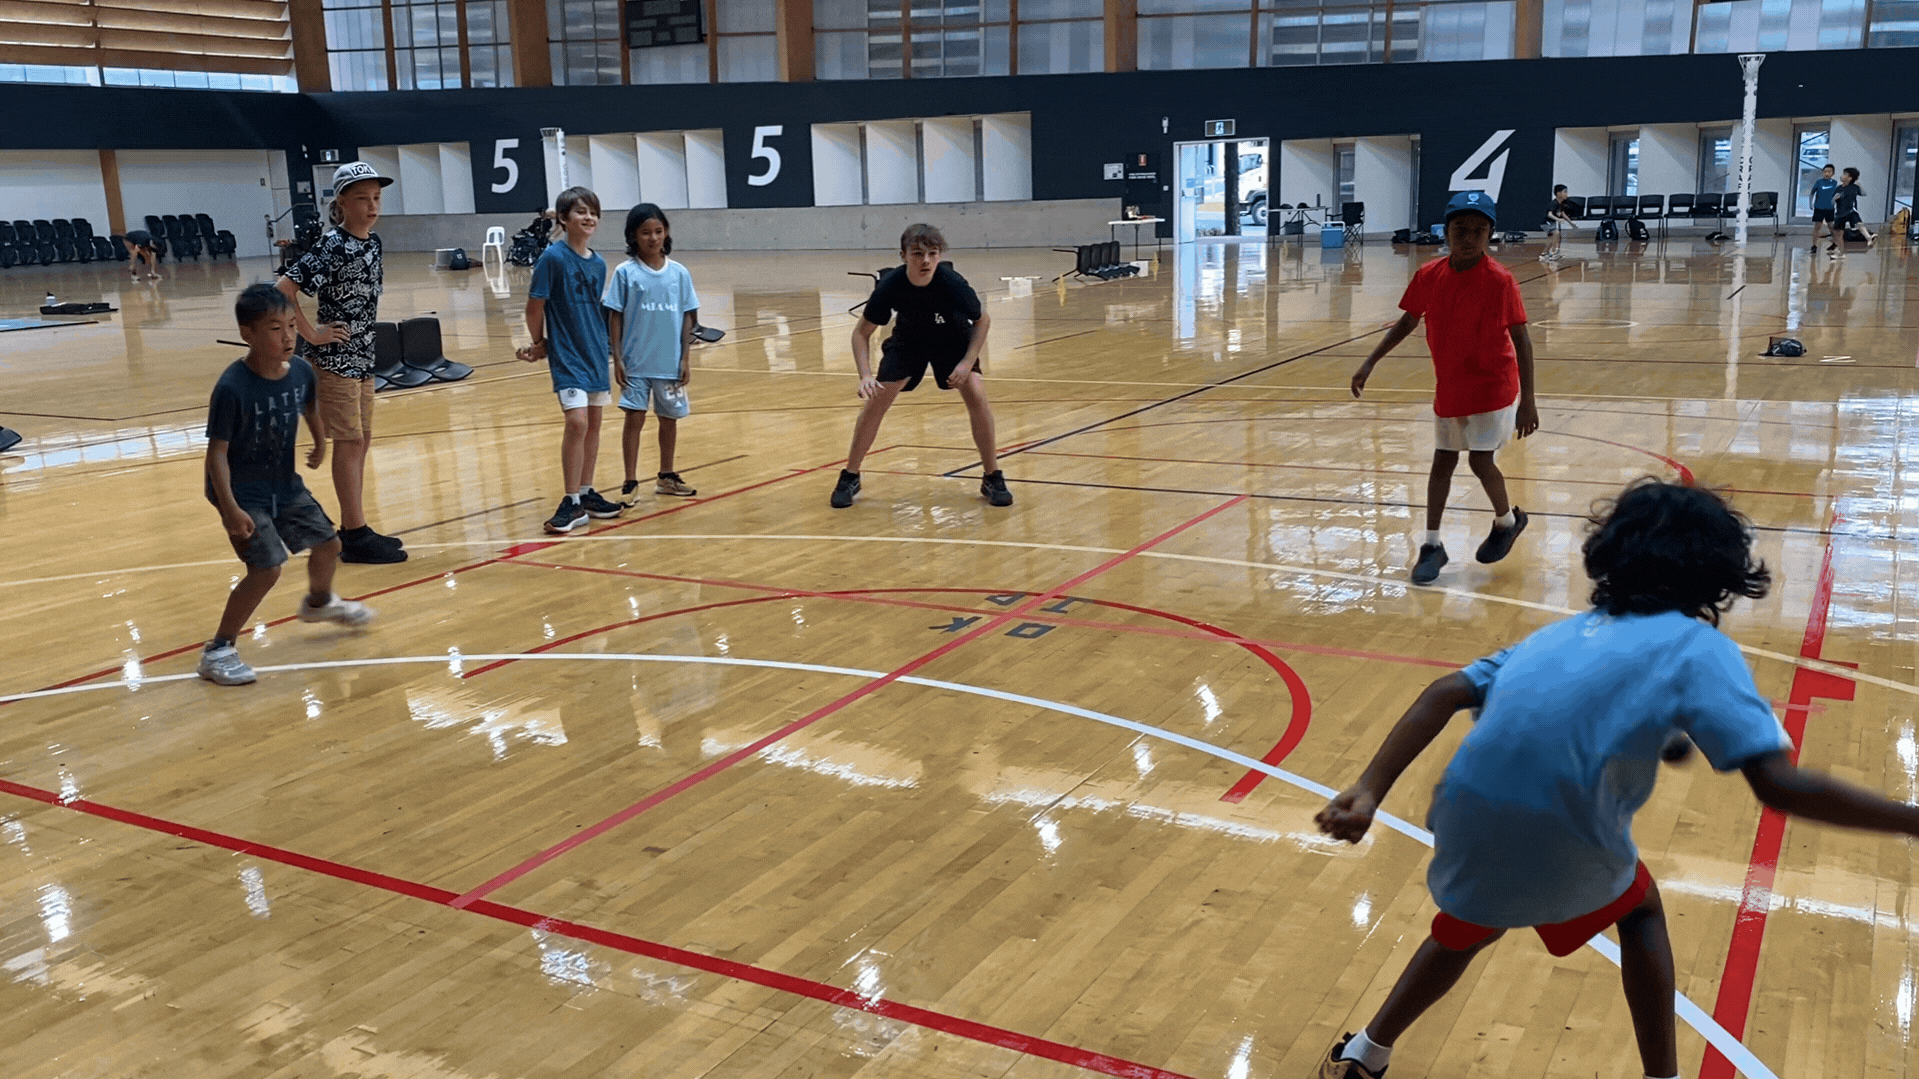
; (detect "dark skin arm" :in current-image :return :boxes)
[1350,311,1422,398]
[1510,324,1539,437]
[1316,672,1480,843]
[1742,751,1919,834]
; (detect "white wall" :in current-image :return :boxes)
[567,140,595,197]
[0,150,109,225]
[590,134,640,211]
[865,121,918,205]
[1829,114,1894,221]
[1731,118,1792,208]
[1553,127,1608,197]
[1278,139,1335,209]
[357,146,403,214]
[1353,135,1413,235]
[685,130,727,209]
[921,117,976,203]
[439,143,474,215]
[981,113,1032,201]
[638,132,690,209]
[118,149,279,258]
[398,143,444,215]
[540,133,563,210]
[812,124,863,207]
[1637,123,1698,201]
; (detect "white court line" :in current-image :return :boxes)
[0,650,1778,1079]
[1,532,1891,699]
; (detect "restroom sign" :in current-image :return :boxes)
[1204,119,1236,138]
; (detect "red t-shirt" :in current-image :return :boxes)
[1398,255,1527,418]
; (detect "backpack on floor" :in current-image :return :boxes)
[446,247,472,270]
[1627,217,1649,242]
[1595,219,1619,243]
[1843,225,1869,243]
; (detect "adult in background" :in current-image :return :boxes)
[122,229,160,280]
[275,161,407,564]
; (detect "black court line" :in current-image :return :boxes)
[391,497,543,537]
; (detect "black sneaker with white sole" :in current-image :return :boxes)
[830,470,861,509]
[543,497,589,534]
[980,470,1014,507]
[1410,542,1449,585]
[341,529,408,564]
[579,488,624,519]
[1475,507,1529,563]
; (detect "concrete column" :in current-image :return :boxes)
[1353,135,1413,236]
[507,0,552,87]
[1552,127,1608,199]
[589,134,640,211]
[981,113,1033,201]
[776,0,814,80]
[922,117,976,203]
[99,149,125,235]
[440,143,475,214]
[289,0,332,92]
[397,144,445,214]
[1829,114,1894,222]
[1513,0,1543,58]
[865,121,918,204]
[812,124,862,206]
[638,133,690,209]
[1105,0,1137,72]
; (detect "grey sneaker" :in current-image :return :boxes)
[1410,542,1449,585]
[297,593,375,627]
[197,645,256,686]
[655,471,697,497]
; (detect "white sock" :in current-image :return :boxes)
[1338,1030,1392,1071]
[1420,529,1441,547]
[565,492,581,504]
[1494,510,1516,528]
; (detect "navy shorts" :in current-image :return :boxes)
[219,486,337,570]
[1811,208,1835,223]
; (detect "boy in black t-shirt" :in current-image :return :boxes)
[1541,184,1576,261]
[1829,166,1876,254]
[198,284,375,687]
[830,224,1011,508]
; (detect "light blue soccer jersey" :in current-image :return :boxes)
[1426,609,1792,927]
[604,258,699,380]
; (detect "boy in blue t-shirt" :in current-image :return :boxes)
[1314,480,1919,1079]
[519,186,624,535]
[198,284,375,687]
[1808,163,1839,249]
[604,203,701,504]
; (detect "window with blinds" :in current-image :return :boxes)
[0,0,294,76]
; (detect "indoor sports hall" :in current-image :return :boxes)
[1,5,1917,1078]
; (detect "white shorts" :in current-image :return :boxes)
[557,388,612,411]
[619,377,691,419]
[1434,401,1517,453]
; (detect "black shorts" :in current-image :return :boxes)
[877,338,983,392]
[124,230,154,249]
[1811,208,1835,223]
[215,485,337,570]
[1837,211,1863,228]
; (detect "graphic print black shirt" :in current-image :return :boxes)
[281,229,384,378]
[861,263,982,349]
[204,357,316,501]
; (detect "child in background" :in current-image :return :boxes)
[519,186,624,535]
[1351,189,1537,584]
[605,203,701,503]
[1540,184,1576,262]
[1830,166,1876,253]
[199,284,374,687]
[1808,163,1839,249]
[1314,479,1919,1079]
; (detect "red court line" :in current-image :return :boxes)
[0,777,1195,1079]
[1700,519,1855,1079]
[450,495,1249,908]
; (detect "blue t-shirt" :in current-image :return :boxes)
[1810,176,1839,210]
[203,356,317,503]
[1426,609,1792,928]
[528,241,609,393]
[603,257,699,380]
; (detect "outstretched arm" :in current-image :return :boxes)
[1351,311,1422,398]
[1316,672,1480,843]
[1743,751,1919,835]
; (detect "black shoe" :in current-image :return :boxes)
[980,470,1013,507]
[579,488,624,519]
[1410,542,1448,585]
[0,426,20,454]
[340,530,408,564]
[1475,507,1529,564]
[830,469,861,509]
[543,497,588,535]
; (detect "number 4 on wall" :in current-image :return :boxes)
[748,126,782,187]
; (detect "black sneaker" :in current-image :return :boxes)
[980,470,1014,507]
[579,488,624,519]
[340,530,408,564]
[619,479,643,506]
[1474,507,1529,564]
[830,470,861,509]
[543,497,588,535]
[1410,542,1448,585]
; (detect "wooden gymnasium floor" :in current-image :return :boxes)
[0,235,1915,1079]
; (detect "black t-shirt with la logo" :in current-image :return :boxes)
[861,262,982,351]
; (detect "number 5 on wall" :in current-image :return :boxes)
[491,138,520,194]
[748,126,782,187]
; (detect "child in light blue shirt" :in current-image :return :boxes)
[1313,479,1919,1079]
[604,204,700,504]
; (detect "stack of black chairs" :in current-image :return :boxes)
[141,214,236,261]
[370,317,474,392]
[0,211,237,269]
[1060,240,1138,281]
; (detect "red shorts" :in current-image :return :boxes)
[1431,861,1653,958]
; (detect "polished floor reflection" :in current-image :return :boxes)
[2,235,1916,1078]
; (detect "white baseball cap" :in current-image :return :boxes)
[331,160,395,193]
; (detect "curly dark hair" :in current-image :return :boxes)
[1583,478,1770,626]
[625,203,672,258]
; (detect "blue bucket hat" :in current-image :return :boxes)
[1444,190,1497,227]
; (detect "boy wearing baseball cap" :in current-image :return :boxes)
[1350,190,1538,585]
[275,161,406,564]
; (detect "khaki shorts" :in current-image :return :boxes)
[317,369,375,442]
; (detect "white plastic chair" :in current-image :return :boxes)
[481,226,506,270]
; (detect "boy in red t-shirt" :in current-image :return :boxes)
[1351,190,1538,585]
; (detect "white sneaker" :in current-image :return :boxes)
[197,645,256,686]
[297,593,375,627]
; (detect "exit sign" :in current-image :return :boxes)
[1204,119,1236,137]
